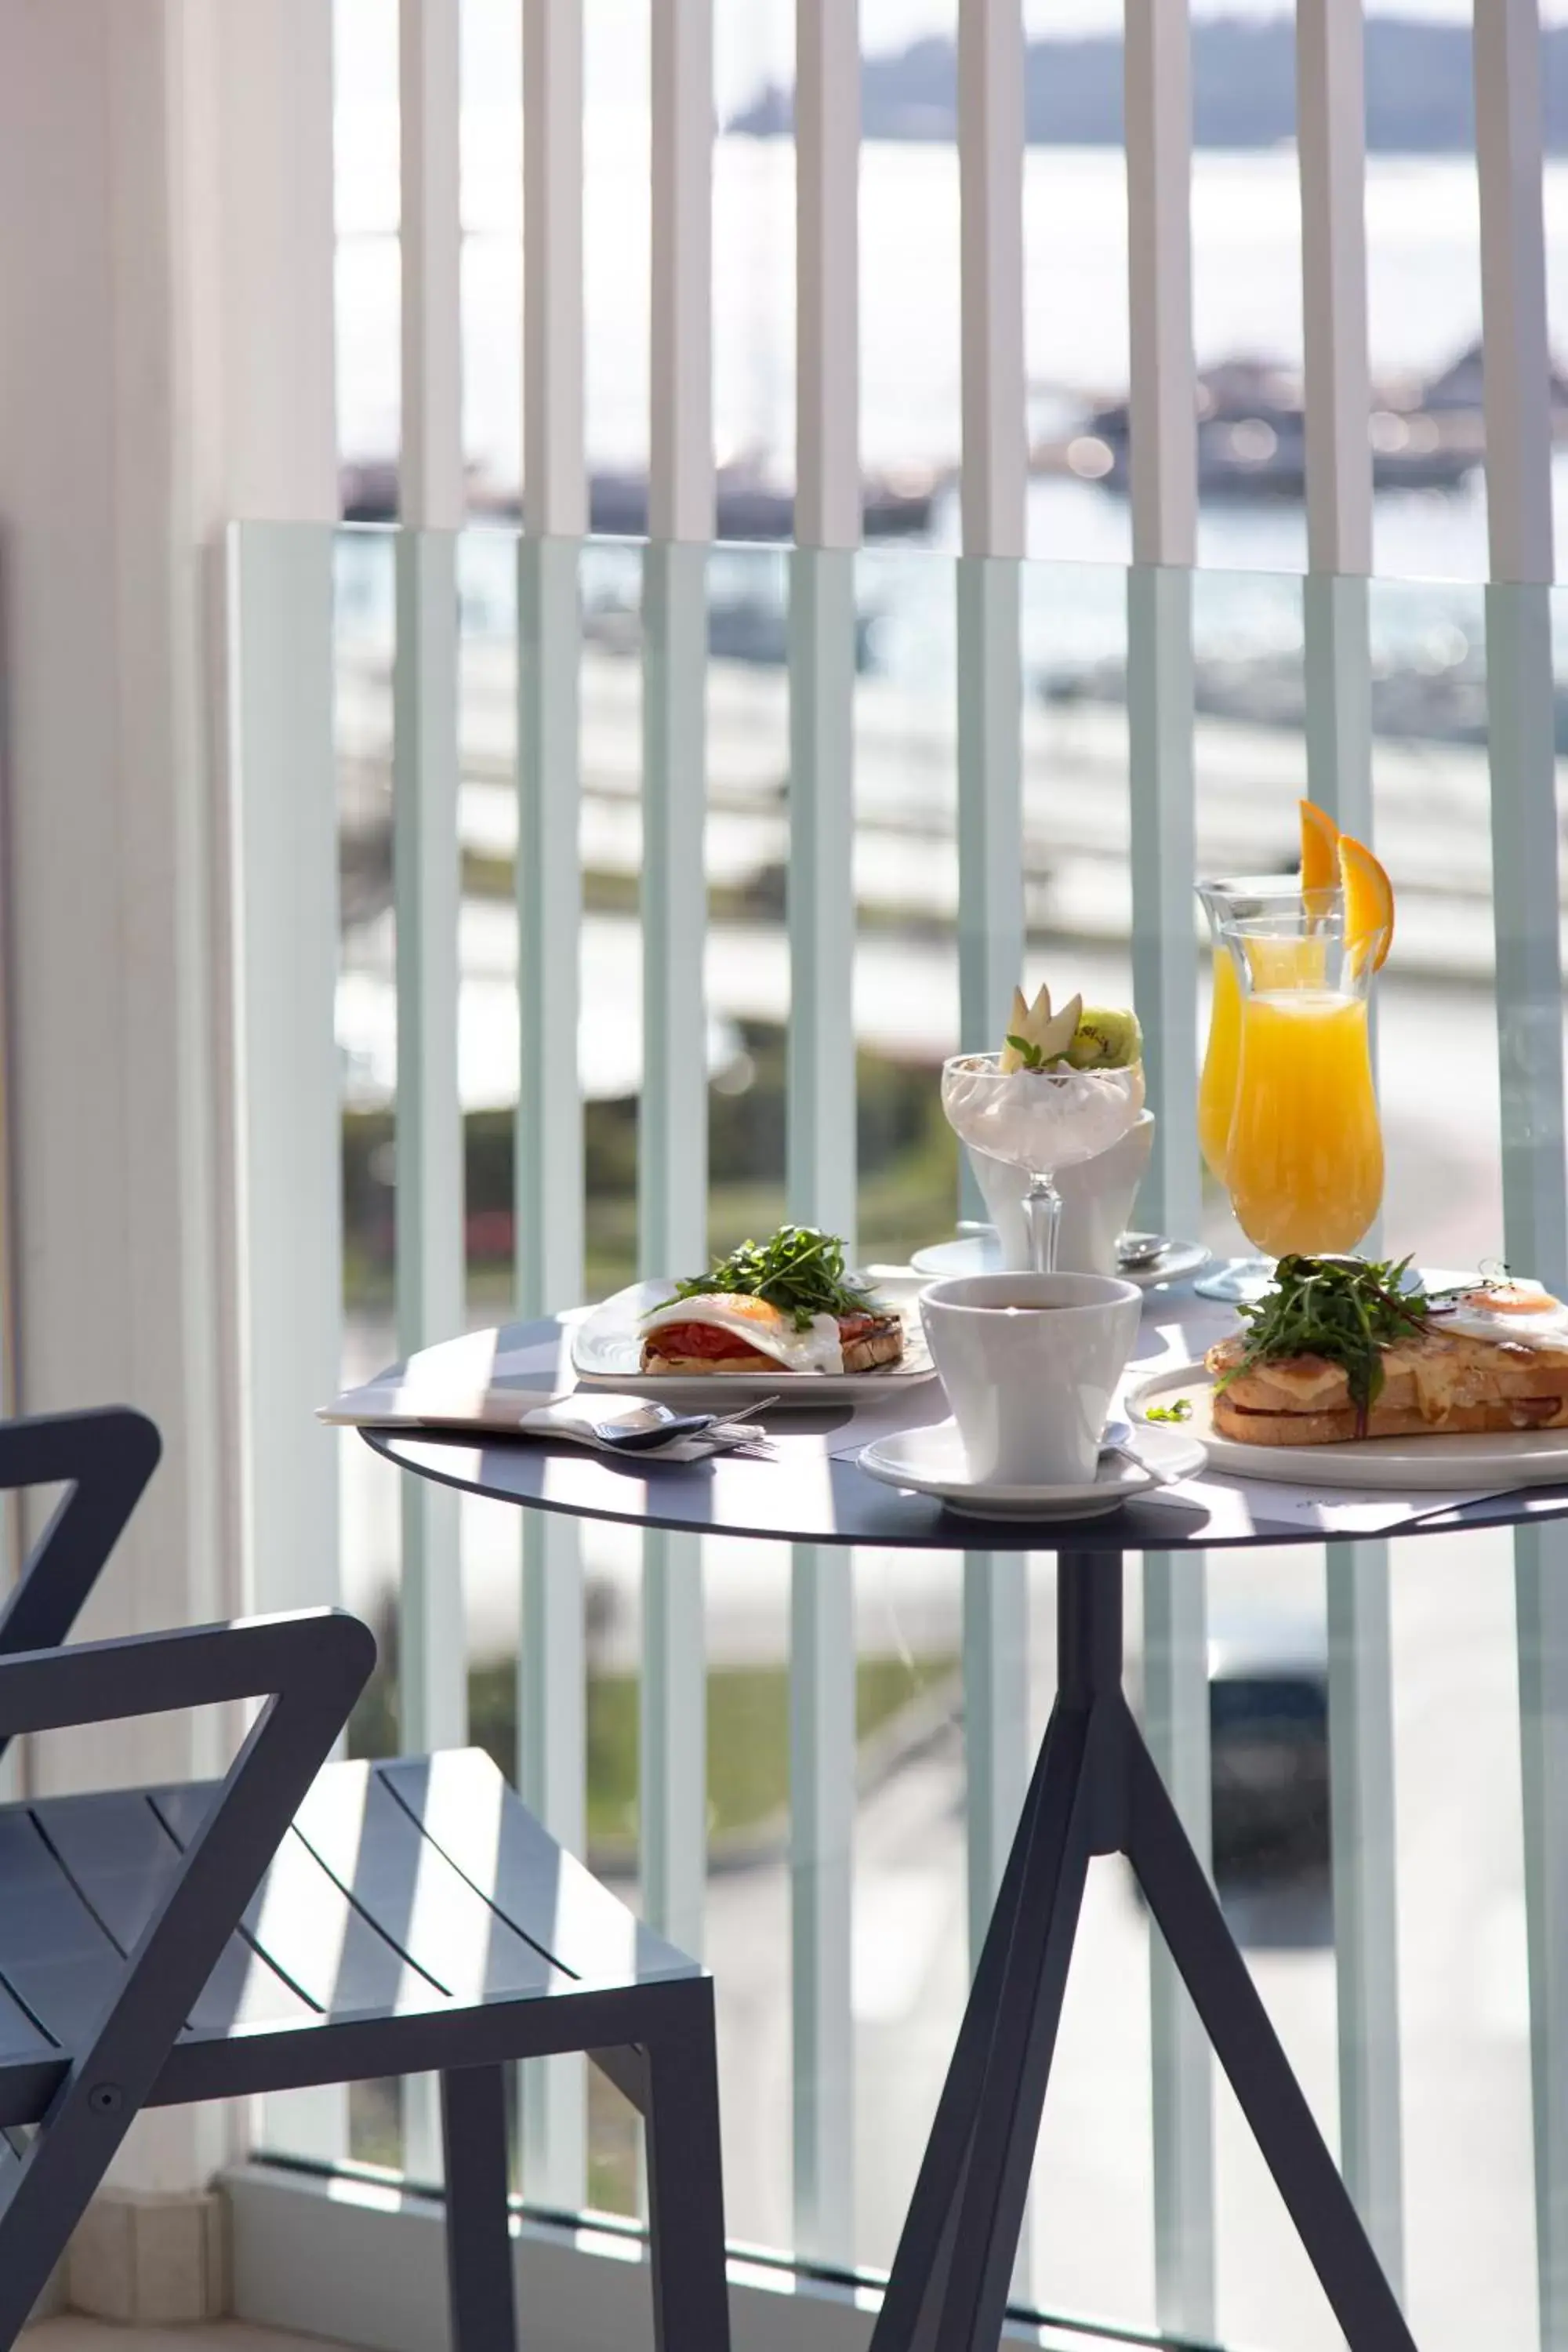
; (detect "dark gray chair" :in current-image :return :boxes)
[0,1407,730,2352]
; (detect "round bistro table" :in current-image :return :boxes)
[366,1288,1568,2352]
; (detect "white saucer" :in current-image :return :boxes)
[909,1231,1210,1291]
[857,1418,1207,1520]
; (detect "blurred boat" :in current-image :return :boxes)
[341,456,937,540]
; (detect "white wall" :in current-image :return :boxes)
[0,0,336,2195]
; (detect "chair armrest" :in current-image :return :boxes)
[0,1606,371,1738]
[0,1410,162,1761]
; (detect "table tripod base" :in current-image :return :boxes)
[869,1554,1417,2352]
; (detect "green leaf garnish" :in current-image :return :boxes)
[657,1225,877,1332]
[1006,1033,1045,1070]
[1219,1254,1431,1432]
[1143,1397,1192,1423]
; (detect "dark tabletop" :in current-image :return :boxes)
[361,1288,1568,1555]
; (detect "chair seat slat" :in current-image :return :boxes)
[376,1752,699,1988]
[290,1762,566,2002]
[154,1788,452,2024]
[0,1813,124,2046]
[30,1791,185,1950]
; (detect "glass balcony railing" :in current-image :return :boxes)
[230,517,1566,2351]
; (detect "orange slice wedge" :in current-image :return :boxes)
[1300,798,1339,898]
[1338,833,1394,971]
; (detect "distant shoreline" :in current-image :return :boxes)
[728,18,1568,158]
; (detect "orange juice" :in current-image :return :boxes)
[1198,950,1241,1181]
[1225,991,1383,1254]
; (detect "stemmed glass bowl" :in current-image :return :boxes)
[941,1052,1145,1274]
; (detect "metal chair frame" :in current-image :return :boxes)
[0,1408,730,2352]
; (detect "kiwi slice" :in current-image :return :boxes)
[1065,1007,1143,1070]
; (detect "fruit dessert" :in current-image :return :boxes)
[1206,1256,1568,1445]
[640,1225,904,1376]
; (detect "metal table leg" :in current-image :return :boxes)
[869,1551,1417,2352]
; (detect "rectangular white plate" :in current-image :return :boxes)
[1129,1360,1568,1491]
[572,1277,938,1406]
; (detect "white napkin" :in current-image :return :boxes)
[319,1378,764,1462]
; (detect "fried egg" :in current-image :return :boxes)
[641,1292,847,1373]
[1436,1282,1568,1350]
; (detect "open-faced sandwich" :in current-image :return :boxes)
[1206,1254,1568,1446]
[641,1225,904,1377]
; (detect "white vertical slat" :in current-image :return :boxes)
[957,0,1026,560]
[795,0,859,551]
[1475,0,1555,592]
[517,0,586,2212]
[1125,566,1199,1242]
[639,542,710,1958]
[1124,0,1198,1238]
[394,0,466,2135]
[1142,1561,1214,2339]
[210,0,341,2178]
[649,0,713,543]
[1489,575,1568,2350]
[788,8,861,2262]
[399,0,463,532]
[955,561,1023,1067]
[640,0,714,1962]
[391,547,465,2183]
[1325,1545,1404,2281]
[395,0,466,1762]
[963,1555,1032,2310]
[1298,0,1373,581]
[1124,10,1210,2323]
[1124,0,1196,573]
[1475,13,1568,2343]
[228,526,343,2165]
[1298,8,1408,2292]
[786,550,858,1245]
[790,1552,855,2267]
[952,0,1031,2295]
[522,0,586,540]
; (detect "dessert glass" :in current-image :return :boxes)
[941,1052,1144,1275]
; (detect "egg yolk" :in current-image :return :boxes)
[1458,1283,1559,1316]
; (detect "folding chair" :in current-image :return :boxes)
[0,1407,730,2352]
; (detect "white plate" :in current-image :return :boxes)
[909,1230,1211,1290]
[1129,1359,1568,1491]
[572,1277,938,1405]
[857,1417,1207,1519]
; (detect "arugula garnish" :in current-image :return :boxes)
[1143,1397,1192,1423]
[660,1225,877,1332]
[1219,1254,1432,1432]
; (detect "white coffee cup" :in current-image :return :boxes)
[919,1271,1143,1487]
[967,1111,1156,1275]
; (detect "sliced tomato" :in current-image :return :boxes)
[648,1321,777,1366]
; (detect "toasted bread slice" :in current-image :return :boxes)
[1212,1390,1568,1447]
[1207,1327,1568,1423]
